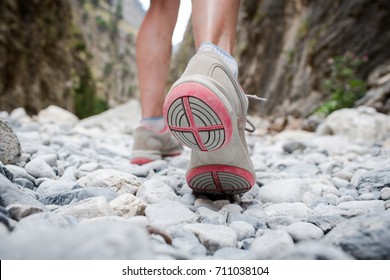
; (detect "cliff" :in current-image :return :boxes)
[236,0,390,117]
[70,0,144,109]
[0,0,83,115]
[171,0,390,118]
[0,0,144,118]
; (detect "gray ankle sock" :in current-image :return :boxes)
[140,116,166,132]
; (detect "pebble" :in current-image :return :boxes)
[0,116,21,164]
[263,202,311,220]
[6,204,45,221]
[284,222,324,241]
[4,165,35,182]
[0,105,389,259]
[323,211,390,259]
[227,212,265,230]
[228,221,255,241]
[380,187,390,200]
[12,212,77,233]
[145,201,194,229]
[54,197,116,220]
[250,230,295,259]
[277,241,353,260]
[191,207,226,225]
[36,179,79,193]
[24,158,56,179]
[136,179,177,204]
[183,223,237,254]
[168,225,207,256]
[357,168,390,192]
[109,193,147,218]
[0,174,47,209]
[282,141,307,154]
[15,178,35,190]
[337,200,385,215]
[258,178,310,203]
[37,187,118,206]
[77,169,141,194]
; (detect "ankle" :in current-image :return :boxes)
[140,116,166,132]
[198,42,238,78]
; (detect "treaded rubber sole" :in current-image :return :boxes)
[164,82,233,152]
[187,165,255,194]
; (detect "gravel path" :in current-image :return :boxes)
[1,102,390,260]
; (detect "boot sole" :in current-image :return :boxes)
[164,82,233,152]
[164,80,255,194]
[187,165,255,194]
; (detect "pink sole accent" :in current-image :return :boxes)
[163,82,233,151]
[131,152,181,165]
[130,158,153,165]
[187,165,255,194]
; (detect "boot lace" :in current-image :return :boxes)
[245,94,267,133]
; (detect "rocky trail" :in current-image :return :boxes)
[0,102,390,260]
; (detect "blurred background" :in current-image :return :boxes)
[0,0,389,128]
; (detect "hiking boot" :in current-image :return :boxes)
[163,50,256,194]
[130,126,183,165]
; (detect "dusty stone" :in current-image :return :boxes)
[145,201,194,229]
[136,179,177,204]
[109,193,147,218]
[0,116,21,164]
[184,223,237,254]
[54,197,116,220]
[285,222,324,241]
[25,158,56,179]
[77,169,141,194]
[258,178,311,203]
[6,204,45,221]
[250,230,294,259]
[323,211,390,259]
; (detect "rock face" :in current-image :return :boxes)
[0,0,144,117]
[235,0,390,117]
[357,61,390,114]
[0,0,80,115]
[69,0,144,109]
[172,0,390,118]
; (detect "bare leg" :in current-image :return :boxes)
[191,0,241,54]
[136,0,180,118]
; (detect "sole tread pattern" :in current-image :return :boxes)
[164,83,232,152]
[187,165,255,194]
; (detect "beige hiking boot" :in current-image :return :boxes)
[163,50,257,194]
[130,126,183,165]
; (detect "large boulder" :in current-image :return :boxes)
[317,107,390,144]
[0,116,21,164]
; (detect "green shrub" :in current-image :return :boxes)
[95,16,108,31]
[73,68,109,119]
[103,62,113,76]
[315,52,367,116]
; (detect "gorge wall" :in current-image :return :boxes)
[172,0,390,118]
[0,0,144,118]
[0,0,81,115]
[237,0,390,117]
